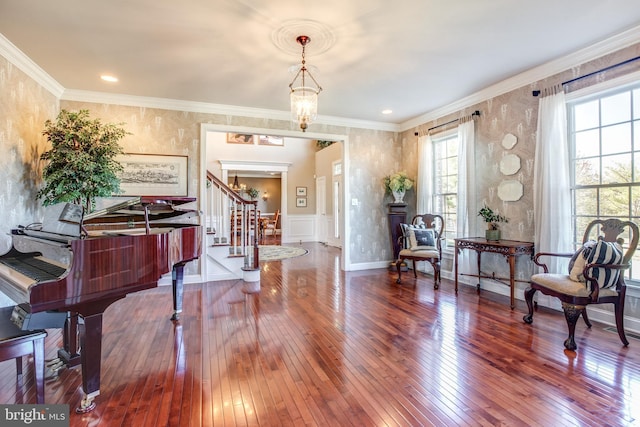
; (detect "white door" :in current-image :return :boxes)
[316,176,327,244]
[329,161,342,248]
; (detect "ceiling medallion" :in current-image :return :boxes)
[271,19,336,56]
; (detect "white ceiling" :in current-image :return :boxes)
[2,1,640,126]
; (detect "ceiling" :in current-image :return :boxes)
[2,1,640,126]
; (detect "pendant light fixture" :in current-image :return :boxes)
[288,35,322,132]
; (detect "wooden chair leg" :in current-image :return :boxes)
[562,303,582,351]
[614,300,629,347]
[581,309,592,328]
[522,287,537,324]
[395,259,403,284]
[430,260,440,290]
[412,261,418,278]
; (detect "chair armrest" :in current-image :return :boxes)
[397,235,408,249]
[533,252,573,273]
[583,262,629,301]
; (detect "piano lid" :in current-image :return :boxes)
[83,196,197,221]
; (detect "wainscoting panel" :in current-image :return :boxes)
[284,214,317,243]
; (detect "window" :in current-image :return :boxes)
[432,131,458,248]
[568,81,640,283]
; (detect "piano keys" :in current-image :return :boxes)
[0,196,201,413]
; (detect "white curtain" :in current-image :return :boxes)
[417,134,434,213]
[534,89,572,273]
[457,119,476,272]
[457,119,476,239]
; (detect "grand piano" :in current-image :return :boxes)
[0,196,201,413]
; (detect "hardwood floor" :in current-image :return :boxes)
[2,242,640,426]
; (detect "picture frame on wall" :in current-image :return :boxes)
[296,197,307,207]
[258,135,284,146]
[116,153,188,196]
[296,186,307,196]
[226,133,255,144]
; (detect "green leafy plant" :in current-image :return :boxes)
[383,171,414,194]
[316,140,335,149]
[36,109,129,212]
[246,187,259,200]
[478,204,509,230]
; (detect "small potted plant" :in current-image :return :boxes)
[246,187,259,200]
[478,204,508,241]
[383,172,414,203]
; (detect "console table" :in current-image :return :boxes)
[454,237,534,309]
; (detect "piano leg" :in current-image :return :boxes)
[171,262,186,321]
[76,313,102,414]
[58,312,82,368]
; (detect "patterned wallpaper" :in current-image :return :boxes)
[0,55,58,254]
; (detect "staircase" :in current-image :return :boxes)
[205,171,260,283]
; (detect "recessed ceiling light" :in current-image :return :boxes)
[382,109,393,115]
[100,74,118,83]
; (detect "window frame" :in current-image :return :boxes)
[431,129,458,251]
[566,73,640,290]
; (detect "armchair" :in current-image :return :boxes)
[523,218,639,350]
[396,214,444,289]
[265,210,280,236]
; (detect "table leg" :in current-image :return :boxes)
[476,251,482,294]
[508,253,516,310]
[454,245,459,294]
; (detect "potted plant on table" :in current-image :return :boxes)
[478,204,508,241]
[383,171,414,203]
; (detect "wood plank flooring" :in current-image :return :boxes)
[2,242,640,426]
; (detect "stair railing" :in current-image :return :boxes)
[206,171,259,269]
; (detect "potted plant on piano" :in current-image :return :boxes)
[36,109,129,213]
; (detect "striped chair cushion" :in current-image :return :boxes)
[585,240,624,289]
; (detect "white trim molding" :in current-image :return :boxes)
[0,33,64,98]
[400,24,640,131]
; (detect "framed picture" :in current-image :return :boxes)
[258,135,284,146]
[296,197,307,207]
[116,154,188,196]
[227,133,255,144]
[296,186,307,196]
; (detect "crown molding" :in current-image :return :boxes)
[400,24,640,131]
[62,89,399,133]
[0,33,64,98]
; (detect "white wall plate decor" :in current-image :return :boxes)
[500,154,521,175]
[502,133,518,150]
[498,179,523,201]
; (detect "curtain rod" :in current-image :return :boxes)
[414,110,481,136]
[532,55,640,96]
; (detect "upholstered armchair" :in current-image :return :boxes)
[396,214,444,289]
[523,218,639,350]
[264,210,280,236]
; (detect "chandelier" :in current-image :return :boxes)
[288,35,322,132]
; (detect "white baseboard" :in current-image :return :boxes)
[348,260,390,271]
